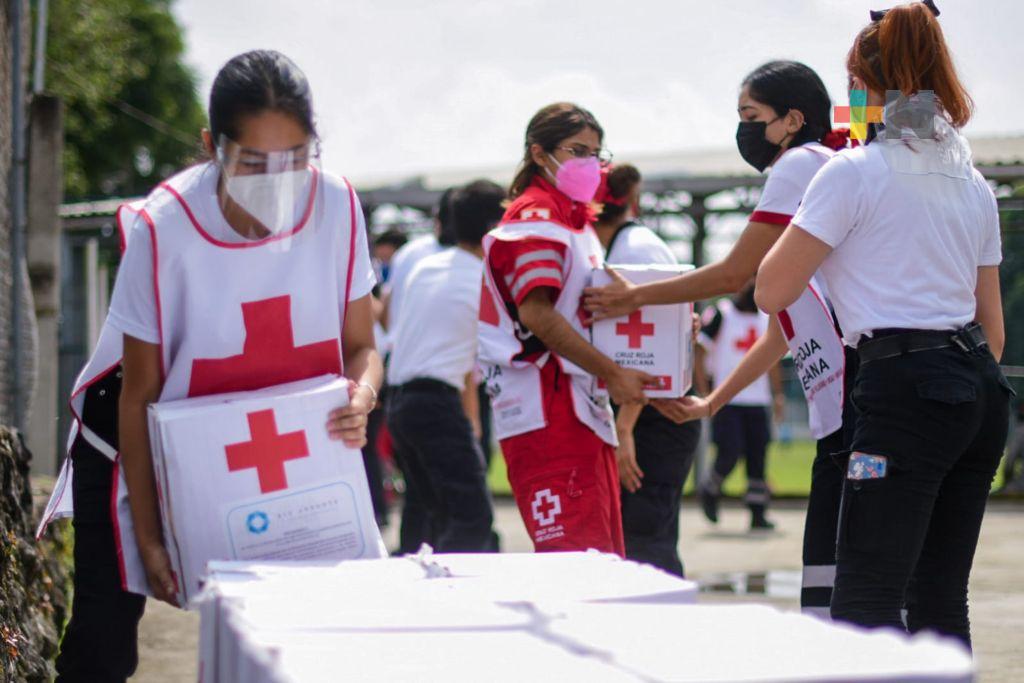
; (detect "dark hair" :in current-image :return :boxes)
[450,180,506,247]
[209,50,317,143]
[374,229,408,250]
[848,2,972,127]
[742,61,832,148]
[434,187,457,247]
[509,102,604,198]
[596,164,642,224]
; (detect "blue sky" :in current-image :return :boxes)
[173,0,1024,183]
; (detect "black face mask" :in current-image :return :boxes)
[736,120,783,173]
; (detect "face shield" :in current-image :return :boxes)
[215,134,324,249]
[876,91,972,180]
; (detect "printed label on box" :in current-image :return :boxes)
[224,480,366,561]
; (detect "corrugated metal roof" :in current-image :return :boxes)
[59,133,1024,218]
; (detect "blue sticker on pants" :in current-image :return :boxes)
[848,452,888,480]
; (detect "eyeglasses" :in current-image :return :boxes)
[553,145,614,167]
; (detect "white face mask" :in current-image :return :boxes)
[224,168,312,236]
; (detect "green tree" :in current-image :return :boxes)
[44,0,205,200]
[999,183,1024,374]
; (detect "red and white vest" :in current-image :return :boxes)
[479,221,616,446]
[704,299,772,406]
[778,276,846,439]
[39,163,361,595]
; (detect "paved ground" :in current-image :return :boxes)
[132,499,1024,682]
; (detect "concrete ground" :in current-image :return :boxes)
[131,499,1024,682]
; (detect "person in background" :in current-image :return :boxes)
[381,188,455,333]
[386,180,504,551]
[479,102,654,555]
[585,59,851,615]
[372,229,408,285]
[592,164,701,577]
[756,0,1009,647]
[695,282,784,530]
[380,189,455,552]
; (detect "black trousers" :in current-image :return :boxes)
[621,406,700,577]
[800,346,860,615]
[831,345,1011,648]
[55,436,146,683]
[708,404,771,508]
[362,403,390,525]
[387,379,496,552]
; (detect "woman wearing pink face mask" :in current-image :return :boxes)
[478,102,654,554]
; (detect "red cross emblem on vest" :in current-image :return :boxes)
[225,409,309,493]
[616,311,655,349]
[188,295,341,398]
[735,326,759,353]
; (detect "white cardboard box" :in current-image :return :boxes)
[148,375,386,605]
[590,264,695,399]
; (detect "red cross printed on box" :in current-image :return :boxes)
[225,409,309,493]
[735,327,759,353]
[188,295,341,398]
[616,311,655,349]
[531,489,562,527]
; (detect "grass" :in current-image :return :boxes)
[487,439,819,498]
[487,439,1013,497]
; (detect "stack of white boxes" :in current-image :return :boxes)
[590,264,696,398]
[148,374,385,605]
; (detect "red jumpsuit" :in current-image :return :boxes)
[485,176,624,555]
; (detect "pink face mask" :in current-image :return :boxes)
[547,155,601,203]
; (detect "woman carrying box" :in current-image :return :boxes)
[584,60,852,617]
[478,102,654,555]
[45,50,383,681]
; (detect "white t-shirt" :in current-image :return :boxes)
[387,247,483,390]
[751,142,835,226]
[107,166,376,344]
[385,233,441,316]
[606,222,677,265]
[793,140,1002,346]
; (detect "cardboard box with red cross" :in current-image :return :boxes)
[147,375,386,605]
[590,264,695,399]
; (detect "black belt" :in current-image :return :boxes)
[857,323,988,364]
[391,377,459,395]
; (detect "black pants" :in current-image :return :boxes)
[621,406,700,577]
[362,403,389,525]
[387,379,496,552]
[55,436,146,683]
[708,404,771,508]
[831,345,1011,648]
[801,346,859,615]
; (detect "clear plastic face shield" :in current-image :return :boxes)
[876,90,971,179]
[215,134,324,249]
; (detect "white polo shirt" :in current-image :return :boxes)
[606,222,676,266]
[387,247,483,390]
[793,132,1002,346]
[385,233,441,320]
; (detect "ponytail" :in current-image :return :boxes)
[847,1,973,127]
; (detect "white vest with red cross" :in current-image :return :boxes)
[777,276,846,439]
[478,221,616,446]
[705,299,772,406]
[38,163,361,596]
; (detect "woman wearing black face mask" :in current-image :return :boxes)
[584,60,855,617]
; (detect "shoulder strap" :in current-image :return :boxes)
[605,220,640,260]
